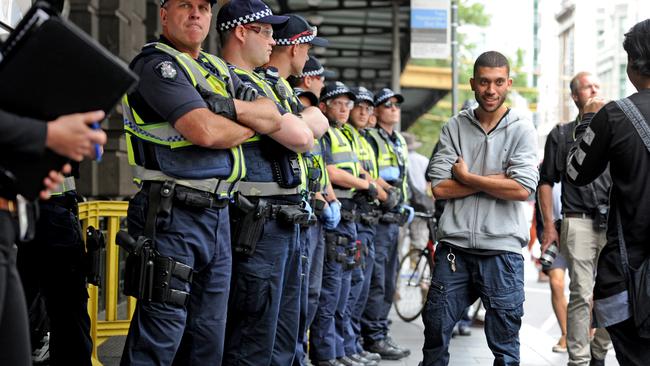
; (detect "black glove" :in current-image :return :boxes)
[196,85,237,121]
[366,182,378,200]
[381,187,400,210]
[235,83,259,102]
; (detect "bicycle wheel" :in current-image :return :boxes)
[394,248,434,322]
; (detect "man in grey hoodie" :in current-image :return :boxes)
[421,51,539,366]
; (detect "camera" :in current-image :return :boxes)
[594,204,609,231]
[540,241,559,270]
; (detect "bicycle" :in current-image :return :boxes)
[393,211,436,322]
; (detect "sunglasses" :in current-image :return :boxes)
[381,101,401,109]
[354,103,374,113]
[326,99,354,109]
[242,24,274,39]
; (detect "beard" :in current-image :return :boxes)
[475,91,506,113]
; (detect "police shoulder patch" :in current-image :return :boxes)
[155,60,178,80]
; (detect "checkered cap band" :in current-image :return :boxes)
[322,87,351,100]
[275,34,316,46]
[356,94,374,104]
[218,8,274,32]
[376,91,396,105]
[299,67,324,78]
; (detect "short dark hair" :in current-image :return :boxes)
[473,51,510,77]
[623,19,650,77]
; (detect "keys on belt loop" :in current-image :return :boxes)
[447,248,456,273]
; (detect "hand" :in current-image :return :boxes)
[381,187,400,210]
[40,163,71,200]
[584,97,607,115]
[452,156,469,183]
[402,204,415,225]
[322,200,341,229]
[46,111,107,161]
[366,182,378,200]
[541,225,560,253]
[197,85,237,120]
[235,83,259,102]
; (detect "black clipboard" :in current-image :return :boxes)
[0,1,138,200]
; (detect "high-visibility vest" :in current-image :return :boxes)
[122,42,245,198]
[367,127,409,201]
[327,124,361,199]
[229,66,306,197]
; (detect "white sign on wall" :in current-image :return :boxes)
[411,0,450,59]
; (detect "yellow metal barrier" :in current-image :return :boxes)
[78,201,134,366]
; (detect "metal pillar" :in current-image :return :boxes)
[391,0,401,94]
[451,0,458,116]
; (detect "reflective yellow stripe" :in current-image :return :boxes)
[327,127,360,183]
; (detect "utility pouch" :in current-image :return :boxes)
[151,256,193,307]
[85,225,105,287]
[325,232,348,263]
[271,151,302,188]
[380,212,400,224]
[232,197,267,256]
[340,208,357,222]
[277,205,312,227]
[359,212,379,226]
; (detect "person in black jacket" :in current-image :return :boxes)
[0,108,106,366]
[567,19,650,366]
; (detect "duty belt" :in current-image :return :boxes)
[143,181,228,209]
[135,166,236,198]
[238,181,303,197]
[380,211,401,224]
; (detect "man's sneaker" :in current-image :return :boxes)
[385,336,411,356]
[338,356,364,366]
[348,353,378,366]
[317,359,345,366]
[32,332,50,364]
[359,350,381,362]
[366,339,407,360]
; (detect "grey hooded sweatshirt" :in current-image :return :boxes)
[427,108,539,254]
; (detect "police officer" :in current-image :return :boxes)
[342,86,399,366]
[311,82,375,366]
[263,14,333,365]
[288,55,343,366]
[361,88,413,360]
[0,108,107,366]
[120,0,283,364]
[216,2,326,365]
[289,55,334,107]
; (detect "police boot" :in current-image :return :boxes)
[386,335,411,356]
[359,350,381,362]
[348,353,378,366]
[366,339,407,360]
[337,356,364,366]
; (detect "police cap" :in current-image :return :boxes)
[374,87,404,107]
[217,0,289,33]
[299,56,335,79]
[350,86,374,105]
[320,81,356,103]
[273,14,328,47]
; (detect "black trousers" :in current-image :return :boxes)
[607,317,650,366]
[17,193,92,366]
[0,210,31,366]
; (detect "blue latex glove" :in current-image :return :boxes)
[322,200,341,230]
[402,204,415,225]
[379,167,400,182]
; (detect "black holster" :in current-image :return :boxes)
[85,225,105,286]
[117,231,193,307]
[276,205,314,227]
[231,195,267,256]
[380,212,401,224]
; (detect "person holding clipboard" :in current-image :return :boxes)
[0,108,107,366]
